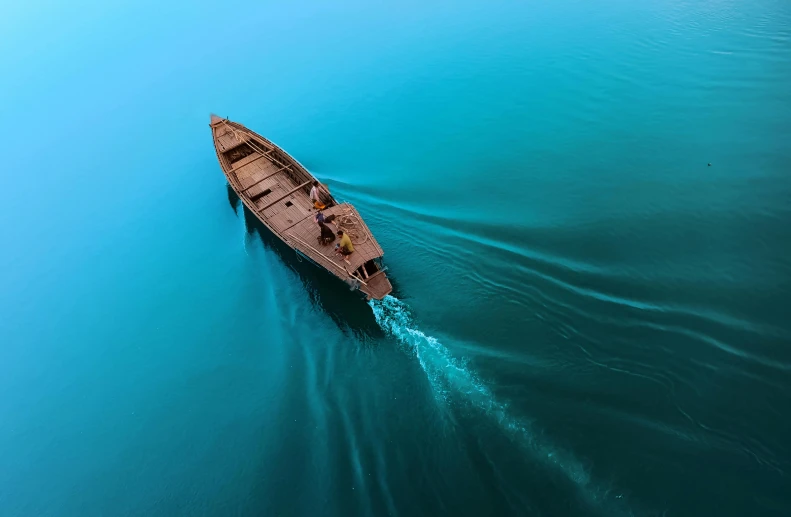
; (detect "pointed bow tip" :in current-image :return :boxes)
[210,113,224,125]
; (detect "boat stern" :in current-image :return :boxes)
[361,270,393,300]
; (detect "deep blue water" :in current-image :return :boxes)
[2,1,790,516]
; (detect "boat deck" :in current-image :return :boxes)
[285,204,385,274]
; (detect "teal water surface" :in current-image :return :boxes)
[2,1,790,516]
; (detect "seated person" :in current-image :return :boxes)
[317,222,335,245]
[334,230,354,265]
[314,210,336,225]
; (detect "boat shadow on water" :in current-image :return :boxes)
[227,184,400,338]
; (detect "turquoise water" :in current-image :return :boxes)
[2,1,790,515]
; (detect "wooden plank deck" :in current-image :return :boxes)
[285,203,384,274]
[235,160,277,188]
[250,174,299,210]
[215,129,239,152]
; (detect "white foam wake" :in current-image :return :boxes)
[370,295,637,516]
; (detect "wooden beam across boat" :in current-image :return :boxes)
[258,181,311,212]
[281,212,315,233]
[228,152,268,174]
[287,234,369,287]
[241,164,292,193]
[287,235,350,275]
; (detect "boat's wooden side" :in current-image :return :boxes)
[210,115,392,300]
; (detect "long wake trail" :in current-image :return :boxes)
[370,295,640,517]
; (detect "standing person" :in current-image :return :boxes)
[334,230,354,265]
[310,181,325,209]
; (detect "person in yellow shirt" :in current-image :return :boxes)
[334,230,354,265]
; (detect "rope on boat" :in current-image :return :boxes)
[335,210,369,246]
[224,123,247,145]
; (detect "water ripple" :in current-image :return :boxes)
[371,296,642,516]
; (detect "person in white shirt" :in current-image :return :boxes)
[310,181,323,208]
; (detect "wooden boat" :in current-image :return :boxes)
[210,114,393,300]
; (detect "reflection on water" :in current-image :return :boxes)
[228,185,383,336]
[226,183,241,214]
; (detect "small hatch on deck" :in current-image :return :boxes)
[285,201,293,207]
[249,188,272,202]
